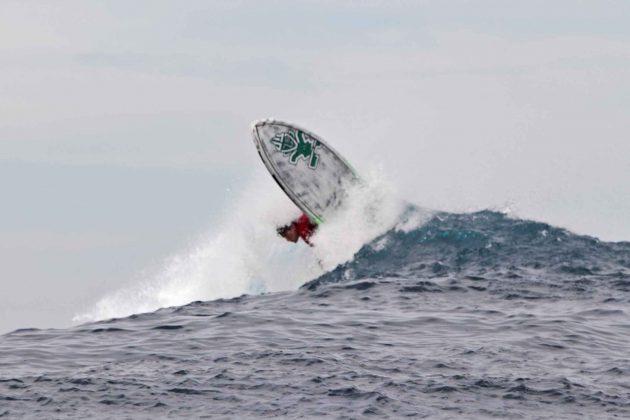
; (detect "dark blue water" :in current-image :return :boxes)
[2,210,630,418]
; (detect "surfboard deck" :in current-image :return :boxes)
[252,119,358,224]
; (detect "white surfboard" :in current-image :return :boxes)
[252,119,358,224]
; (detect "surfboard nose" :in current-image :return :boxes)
[251,118,276,130]
[251,119,274,145]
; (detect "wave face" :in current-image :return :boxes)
[2,209,630,418]
[307,209,630,295]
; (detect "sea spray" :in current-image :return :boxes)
[74,169,406,322]
[311,168,413,269]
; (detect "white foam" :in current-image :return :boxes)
[395,204,433,233]
[310,169,406,269]
[74,169,415,323]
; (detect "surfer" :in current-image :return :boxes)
[277,213,318,245]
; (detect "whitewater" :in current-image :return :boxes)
[2,174,630,418]
[72,171,406,323]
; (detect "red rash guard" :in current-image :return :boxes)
[295,213,317,244]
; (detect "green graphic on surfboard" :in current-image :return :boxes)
[270,130,321,169]
[252,119,358,224]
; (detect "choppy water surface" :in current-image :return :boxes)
[2,210,630,418]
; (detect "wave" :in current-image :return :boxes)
[9,187,630,419]
[305,210,630,297]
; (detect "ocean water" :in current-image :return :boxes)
[2,206,630,418]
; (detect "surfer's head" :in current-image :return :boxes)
[277,223,299,243]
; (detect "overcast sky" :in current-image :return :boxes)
[1,0,629,334]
